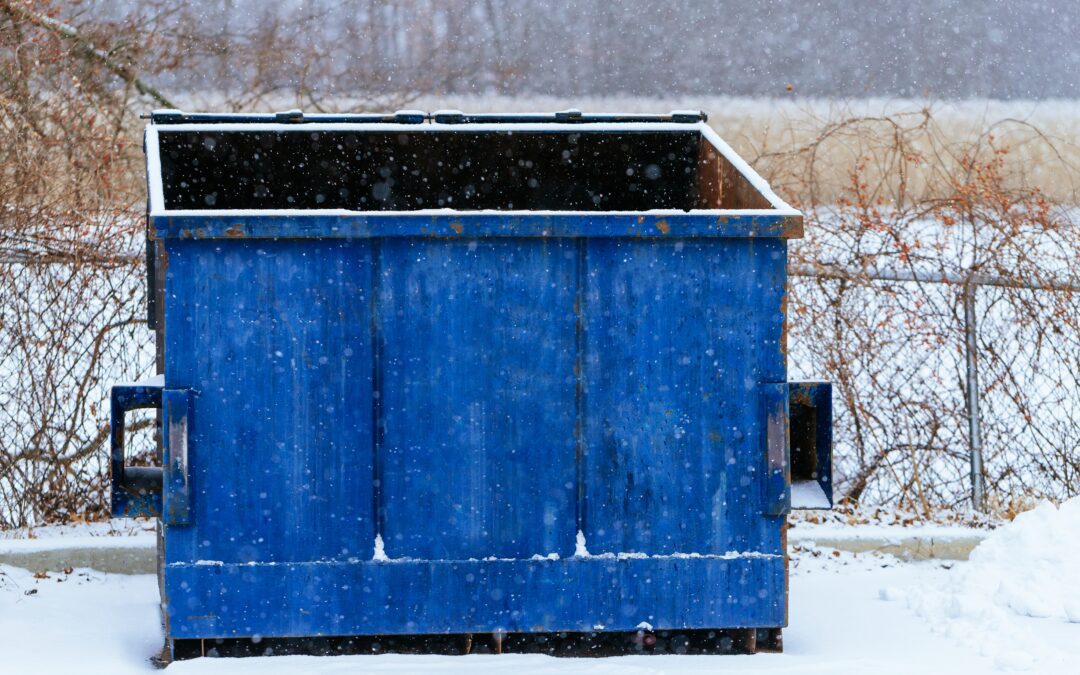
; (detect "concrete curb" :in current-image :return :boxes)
[789,534,986,561]
[0,545,156,575]
[1,531,989,574]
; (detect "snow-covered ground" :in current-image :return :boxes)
[0,519,155,552]
[1,500,1076,674]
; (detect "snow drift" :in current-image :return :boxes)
[899,497,1080,671]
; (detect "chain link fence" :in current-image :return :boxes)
[780,113,1080,514]
[1,2,1078,526]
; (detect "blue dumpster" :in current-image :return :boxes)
[111,110,832,658]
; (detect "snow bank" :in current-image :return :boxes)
[0,520,154,554]
[899,498,1080,671]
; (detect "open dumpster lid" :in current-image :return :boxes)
[145,109,801,238]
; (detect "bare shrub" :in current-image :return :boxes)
[0,0,156,527]
[780,113,1080,514]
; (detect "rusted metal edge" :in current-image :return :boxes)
[147,213,801,240]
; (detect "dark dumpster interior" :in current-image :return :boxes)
[157,130,773,212]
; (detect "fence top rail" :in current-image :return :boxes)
[5,256,1079,295]
[790,262,1080,293]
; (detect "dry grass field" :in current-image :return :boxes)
[391,95,1080,205]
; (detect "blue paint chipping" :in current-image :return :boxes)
[114,114,832,650]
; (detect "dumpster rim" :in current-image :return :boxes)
[147,211,804,240]
[145,122,797,218]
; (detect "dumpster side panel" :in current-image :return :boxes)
[162,239,376,565]
[377,238,579,560]
[582,238,786,556]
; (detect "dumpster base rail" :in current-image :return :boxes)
[163,555,786,641]
[170,627,783,660]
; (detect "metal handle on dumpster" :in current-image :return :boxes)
[788,382,834,510]
[110,379,164,518]
[761,383,791,516]
[110,378,193,525]
[161,388,193,525]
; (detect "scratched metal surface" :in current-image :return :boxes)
[155,230,793,637]
[163,239,377,566]
[376,238,579,560]
[149,212,803,240]
[582,238,787,556]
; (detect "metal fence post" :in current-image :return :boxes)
[962,281,985,511]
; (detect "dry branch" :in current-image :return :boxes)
[0,0,174,108]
